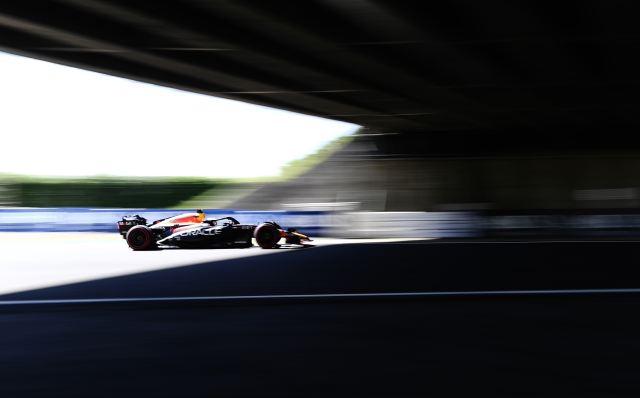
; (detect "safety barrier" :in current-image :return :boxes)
[0,208,323,235]
[325,211,479,238]
[481,211,640,238]
[0,208,479,238]
[2,208,638,238]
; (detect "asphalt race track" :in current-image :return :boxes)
[1,237,640,396]
[0,232,292,296]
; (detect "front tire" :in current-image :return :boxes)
[126,225,157,250]
[254,223,280,249]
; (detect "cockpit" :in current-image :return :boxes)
[203,216,240,227]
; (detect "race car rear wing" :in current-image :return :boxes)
[117,214,147,238]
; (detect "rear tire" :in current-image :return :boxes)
[126,225,157,251]
[254,223,280,249]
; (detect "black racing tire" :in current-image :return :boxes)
[126,225,157,251]
[254,223,280,249]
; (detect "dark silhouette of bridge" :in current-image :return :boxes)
[2,1,639,154]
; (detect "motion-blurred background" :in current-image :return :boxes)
[2,0,640,236]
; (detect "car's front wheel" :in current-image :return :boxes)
[254,223,280,249]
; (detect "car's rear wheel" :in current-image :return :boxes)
[254,223,280,249]
[126,225,157,250]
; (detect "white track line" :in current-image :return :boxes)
[2,288,640,306]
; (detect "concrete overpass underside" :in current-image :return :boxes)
[1,1,639,144]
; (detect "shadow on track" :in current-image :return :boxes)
[1,242,640,396]
[2,241,640,301]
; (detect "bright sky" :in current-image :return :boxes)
[0,51,359,178]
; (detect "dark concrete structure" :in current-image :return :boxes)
[1,1,640,154]
[231,135,640,211]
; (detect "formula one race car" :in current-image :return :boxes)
[117,209,313,251]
